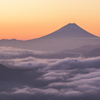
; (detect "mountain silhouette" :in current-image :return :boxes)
[40,23,98,39]
[0,23,99,52]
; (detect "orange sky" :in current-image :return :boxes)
[0,0,100,40]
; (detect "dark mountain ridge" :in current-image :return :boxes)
[39,23,98,39]
[0,23,99,52]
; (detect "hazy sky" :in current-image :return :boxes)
[0,0,100,40]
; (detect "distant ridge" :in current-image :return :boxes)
[0,23,99,52]
[40,23,98,39]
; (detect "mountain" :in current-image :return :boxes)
[39,23,98,39]
[61,44,100,53]
[54,44,100,58]
[0,23,99,52]
[83,48,100,57]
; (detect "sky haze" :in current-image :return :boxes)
[0,0,100,40]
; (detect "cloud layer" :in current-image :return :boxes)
[0,47,100,100]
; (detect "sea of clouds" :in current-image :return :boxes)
[0,47,100,100]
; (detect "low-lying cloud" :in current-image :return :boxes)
[0,47,100,100]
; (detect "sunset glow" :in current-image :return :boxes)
[0,0,100,40]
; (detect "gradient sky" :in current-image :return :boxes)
[0,0,100,40]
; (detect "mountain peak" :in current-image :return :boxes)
[68,23,76,25]
[40,23,98,39]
